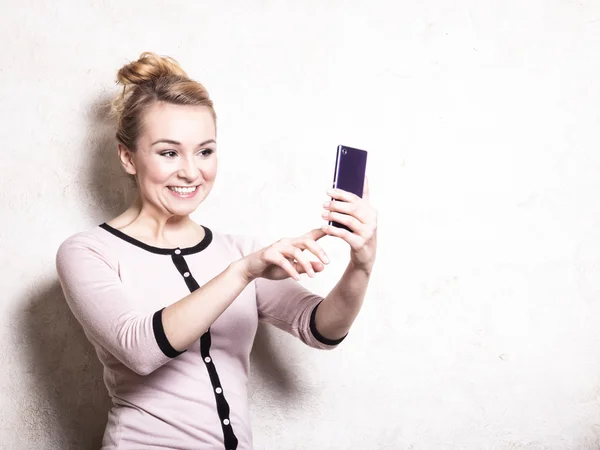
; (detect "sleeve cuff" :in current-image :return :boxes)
[153,308,186,358]
[309,301,348,346]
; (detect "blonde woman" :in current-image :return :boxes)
[56,52,377,449]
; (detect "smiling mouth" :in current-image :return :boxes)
[168,186,198,194]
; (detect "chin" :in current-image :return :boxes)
[170,204,201,216]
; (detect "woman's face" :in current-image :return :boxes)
[120,102,217,218]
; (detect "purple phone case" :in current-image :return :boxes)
[329,145,368,232]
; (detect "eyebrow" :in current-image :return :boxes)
[151,139,216,147]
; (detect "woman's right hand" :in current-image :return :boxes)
[239,229,330,282]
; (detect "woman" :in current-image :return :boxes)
[56,52,377,450]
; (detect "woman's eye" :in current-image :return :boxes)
[160,151,177,158]
[199,149,214,157]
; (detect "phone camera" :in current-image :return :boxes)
[342,148,347,155]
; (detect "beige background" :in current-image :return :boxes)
[2,0,600,449]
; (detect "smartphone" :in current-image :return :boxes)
[329,145,368,232]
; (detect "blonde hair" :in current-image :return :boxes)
[111,52,216,150]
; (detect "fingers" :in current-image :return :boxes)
[278,234,331,278]
[318,180,377,268]
[272,241,316,278]
[310,260,325,273]
[322,210,362,233]
[263,229,331,282]
[285,229,329,265]
[322,200,370,225]
[298,233,330,265]
[321,223,363,248]
[327,187,361,203]
[288,245,316,278]
[305,228,327,242]
[263,247,301,281]
[291,259,325,276]
[323,181,377,235]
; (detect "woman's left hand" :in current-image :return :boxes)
[321,177,378,272]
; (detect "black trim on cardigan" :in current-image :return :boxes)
[201,329,238,450]
[170,254,239,449]
[99,223,213,255]
[152,308,186,358]
[171,253,200,292]
[309,301,348,346]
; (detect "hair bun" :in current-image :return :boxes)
[117,52,188,86]
[111,51,215,147]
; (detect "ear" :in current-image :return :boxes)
[118,144,137,176]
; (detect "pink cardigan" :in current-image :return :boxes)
[56,223,344,449]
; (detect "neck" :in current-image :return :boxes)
[117,193,198,245]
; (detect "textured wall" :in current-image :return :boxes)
[2,0,600,449]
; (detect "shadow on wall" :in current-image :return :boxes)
[250,323,298,396]
[20,281,110,450]
[15,95,130,449]
[80,94,135,225]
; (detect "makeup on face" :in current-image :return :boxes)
[133,103,218,215]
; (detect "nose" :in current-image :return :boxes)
[177,155,200,181]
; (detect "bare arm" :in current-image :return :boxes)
[314,261,372,341]
[163,230,334,352]
[57,232,326,376]
[161,260,249,351]
[313,179,378,340]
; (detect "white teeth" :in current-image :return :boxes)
[169,186,197,194]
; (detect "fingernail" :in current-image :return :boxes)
[323,201,330,208]
[321,212,328,219]
[323,255,330,264]
[327,189,334,195]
